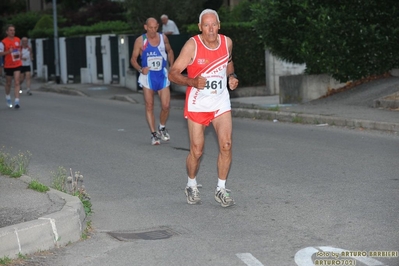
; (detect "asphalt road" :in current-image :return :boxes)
[1,90,398,266]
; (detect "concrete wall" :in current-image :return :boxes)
[81,36,100,84]
[59,37,67,84]
[279,74,346,104]
[390,69,399,77]
[265,50,306,96]
[101,34,114,84]
[117,34,138,91]
[34,39,45,79]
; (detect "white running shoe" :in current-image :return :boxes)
[151,132,161,145]
[185,186,201,205]
[214,187,235,207]
[6,99,12,108]
[158,127,170,141]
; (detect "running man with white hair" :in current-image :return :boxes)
[168,9,239,207]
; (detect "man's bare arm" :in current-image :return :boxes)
[168,39,206,89]
[130,36,143,73]
[226,37,235,75]
[226,37,239,90]
[163,34,174,66]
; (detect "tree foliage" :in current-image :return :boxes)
[0,0,25,16]
[251,0,399,81]
[34,15,53,30]
[0,0,30,38]
[219,0,253,23]
[61,0,126,27]
[52,0,111,12]
[5,11,42,38]
[123,0,223,33]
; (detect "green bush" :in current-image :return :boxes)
[219,0,253,23]
[34,14,53,30]
[251,0,399,82]
[29,20,131,38]
[6,11,41,38]
[63,21,132,37]
[186,22,265,87]
[28,28,54,39]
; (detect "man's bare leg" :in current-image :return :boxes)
[185,119,205,204]
[186,119,206,179]
[143,87,156,133]
[157,87,170,126]
[212,112,235,207]
[13,71,21,101]
[212,112,233,180]
[5,75,12,95]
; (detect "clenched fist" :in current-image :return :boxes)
[191,75,207,89]
[228,75,239,90]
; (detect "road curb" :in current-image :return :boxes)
[0,175,86,259]
[232,108,399,133]
[33,85,398,133]
[373,91,399,109]
[112,94,139,104]
[37,86,88,97]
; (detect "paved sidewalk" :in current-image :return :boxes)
[0,75,398,260]
[230,77,399,132]
[0,175,86,260]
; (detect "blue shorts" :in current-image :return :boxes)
[138,68,170,92]
[0,56,3,67]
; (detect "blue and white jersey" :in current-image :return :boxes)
[138,33,170,91]
[141,33,167,72]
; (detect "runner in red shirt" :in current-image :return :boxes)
[0,24,22,108]
[168,9,239,207]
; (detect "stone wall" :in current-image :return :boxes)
[279,74,346,104]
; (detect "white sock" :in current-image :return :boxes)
[6,95,11,100]
[187,177,197,187]
[15,98,19,104]
[159,124,165,130]
[217,178,226,190]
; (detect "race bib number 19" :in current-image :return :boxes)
[147,56,162,71]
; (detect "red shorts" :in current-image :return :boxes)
[184,108,231,126]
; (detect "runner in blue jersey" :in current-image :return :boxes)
[131,17,174,145]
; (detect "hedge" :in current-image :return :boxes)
[29,20,132,38]
[251,0,399,82]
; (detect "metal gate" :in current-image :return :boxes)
[30,40,37,76]
[95,37,103,81]
[109,36,119,83]
[66,37,86,83]
[128,34,141,90]
[43,39,55,79]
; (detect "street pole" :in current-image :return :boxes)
[53,0,60,84]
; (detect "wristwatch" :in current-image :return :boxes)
[138,68,142,73]
[228,73,237,79]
